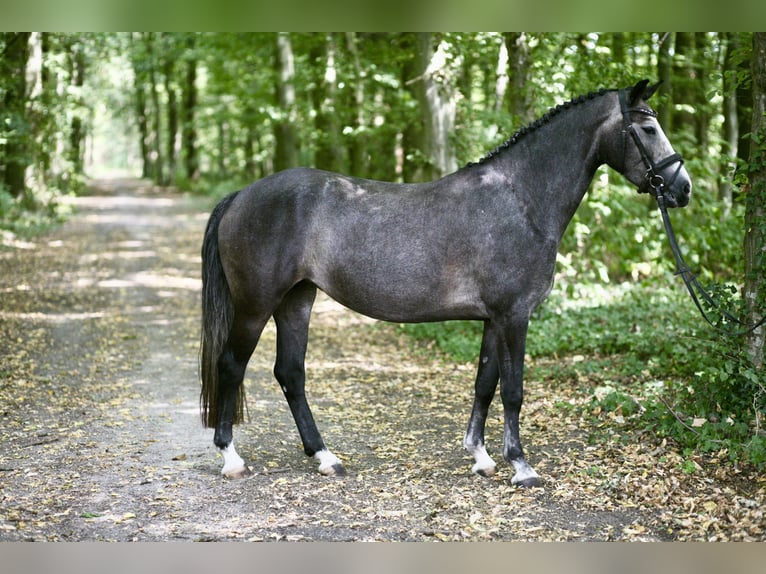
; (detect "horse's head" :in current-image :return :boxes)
[610,79,692,208]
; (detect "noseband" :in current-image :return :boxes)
[619,89,684,199]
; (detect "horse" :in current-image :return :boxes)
[199,79,692,487]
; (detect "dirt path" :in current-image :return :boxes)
[1,178,763,541]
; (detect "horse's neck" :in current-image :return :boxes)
[491,108,609,241]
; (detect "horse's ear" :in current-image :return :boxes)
[628,79,651,105]
[642,80,663,101]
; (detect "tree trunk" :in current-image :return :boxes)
[273,32,299,172]
[69,42,86,176]
[744,32,766,368]
[411,33,457,181]
[2,32,31,198]
[504,32,535,125]
[400,35,424,182]
[657,32,673,129]
[163,54,178,185]
[612,33,625,65]
[181,35,198,182]
[135,83,150,179]
[145,34,165,185]
[693,33,711,153]
[130,33,151,179]
[345,32,368,177]
[671,33,697,149]
[736,33,754,166]
[312,34,344,173]
[719,33,740,212]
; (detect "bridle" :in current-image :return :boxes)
[618,88,766,336]
[618,88,685,200]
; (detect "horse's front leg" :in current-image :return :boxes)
[464,321,500,477]
[498,317,541,487]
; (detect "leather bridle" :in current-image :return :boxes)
[619,88,685,199]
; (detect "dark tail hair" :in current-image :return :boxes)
[199,191,243,428]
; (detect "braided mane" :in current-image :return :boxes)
[466,88,615,168]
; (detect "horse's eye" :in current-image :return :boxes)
[641,126,657,135]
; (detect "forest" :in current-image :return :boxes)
[1,32,765,468]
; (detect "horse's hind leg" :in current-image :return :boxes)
[464,322,500,477]
[214,315,268,479]
[273,282,345,476]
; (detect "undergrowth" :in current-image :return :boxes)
[399,280,766,469]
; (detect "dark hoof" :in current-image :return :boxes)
[513,476,542,488]
[329,463,346,477]
[223,466,253,480]
[475,466,497,478]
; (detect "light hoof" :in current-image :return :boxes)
[465,439,497,479]
[219,443,251,479]
[315,449,345,477]
[222,465,253,480]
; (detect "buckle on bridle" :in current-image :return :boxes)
[646,171,665,194]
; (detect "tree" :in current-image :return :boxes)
[1,33,31,199]
[744,32,766,368]
[273,32,299,172]
[161,34,180,186]
[310,34,344,173]
[504,32,535,126]
[181,34,199,182]
[68,39,87,176]
[720,33,741,211]
[145,33,165,185]
[402,33,457,182]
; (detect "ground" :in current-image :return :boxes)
[0,178,763,541]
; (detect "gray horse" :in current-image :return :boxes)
[200,79,691,487]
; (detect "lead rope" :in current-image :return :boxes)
[654,191,766,336]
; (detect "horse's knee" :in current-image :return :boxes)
[273,361,304,390]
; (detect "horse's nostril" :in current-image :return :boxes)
[684,182,692,195]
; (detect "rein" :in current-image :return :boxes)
[619,88,766,337]
[654,194,766,336]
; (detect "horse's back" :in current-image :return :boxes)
[215,166,556,322]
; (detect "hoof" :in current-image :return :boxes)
[315,449,345,476]
[222,465,253,480]
[472,464,497,478]
[319,463,346,477]
[512,475,542,488]
[510,458,540,488]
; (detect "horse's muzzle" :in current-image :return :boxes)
[665,179,692,208]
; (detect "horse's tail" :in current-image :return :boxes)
[199,191,243,428]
